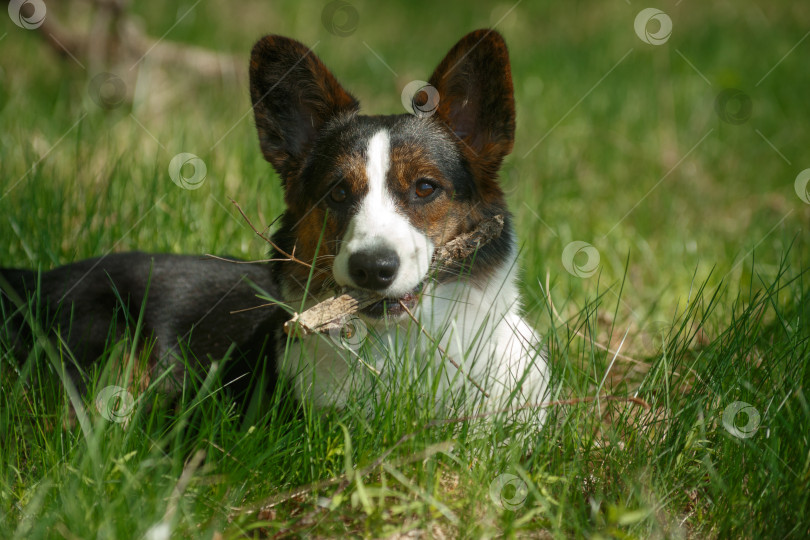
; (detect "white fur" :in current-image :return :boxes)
[279,129,548,428]
[413,253,548,426]
[279,251,548,427]
[332,130,433,297]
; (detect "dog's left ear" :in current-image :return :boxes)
[250,35,359,183]
[428,29,515,191]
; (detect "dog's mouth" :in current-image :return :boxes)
[360,282,424,319]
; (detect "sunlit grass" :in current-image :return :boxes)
[1,0,809,537]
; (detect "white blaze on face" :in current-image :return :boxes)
[332,129,434,297]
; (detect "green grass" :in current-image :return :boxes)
[2,0,809,537]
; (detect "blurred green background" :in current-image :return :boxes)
[1,0,808,349]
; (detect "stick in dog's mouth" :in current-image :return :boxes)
[357,281,424,319]
[283,215,505,338]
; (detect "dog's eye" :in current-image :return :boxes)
[414,179,436,199]
[330,184,348,203]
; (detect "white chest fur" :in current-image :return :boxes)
[277,260,549,427]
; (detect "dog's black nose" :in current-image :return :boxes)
[348,249,400,290]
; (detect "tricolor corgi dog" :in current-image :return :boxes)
[250,29,548,423]
[0,30,548,427]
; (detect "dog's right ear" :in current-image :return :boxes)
[250,35,359,182]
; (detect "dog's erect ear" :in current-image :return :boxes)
[250,35,359,182]
[428,30,515,192]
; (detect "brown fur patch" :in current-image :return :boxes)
[333,152,370,198]
[284,150,371,286]
[283,207,337,291]
[387,142,472,247]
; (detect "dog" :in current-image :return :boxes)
[1,30,548,424]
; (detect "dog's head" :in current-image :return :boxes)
[250,30,516,317]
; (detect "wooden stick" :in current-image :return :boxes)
[283,215,504,337]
